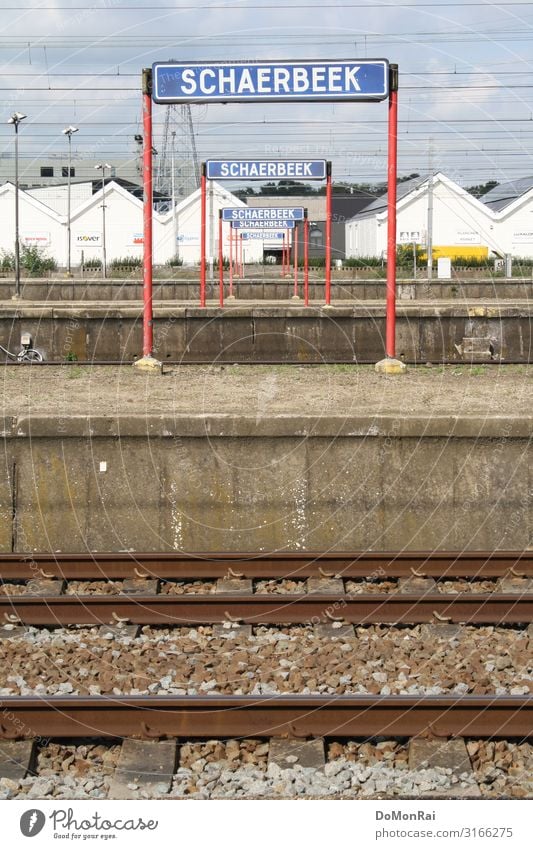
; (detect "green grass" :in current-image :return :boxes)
[66,366,87,379]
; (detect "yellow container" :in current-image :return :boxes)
[420,245,489,261]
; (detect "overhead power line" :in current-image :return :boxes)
[0,2,531,7]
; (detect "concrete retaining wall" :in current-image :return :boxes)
[1,278,533,301]
[2,303,532,362]
[1,414,531,552]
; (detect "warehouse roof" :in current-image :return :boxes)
[480,177,533,211]
[348,174,429,220]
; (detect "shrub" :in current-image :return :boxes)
[20,246,57,275]
[343,256,384,268]
[0,251,14,271]
[110,256,142,269]
[167,254,183,267]
[83,257,102,269]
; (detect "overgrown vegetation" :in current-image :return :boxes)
[83,257,102,269]
[343,256,384,268]
[110,256,142,269]
[0,246,57,275]
[166,254,184,267]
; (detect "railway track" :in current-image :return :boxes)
[1,591,532,626]
[0,550,531,580]
[1,551,530,625]
[1,695,532,739]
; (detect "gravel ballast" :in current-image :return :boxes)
[1,738,531,800]
[0,625,530,697]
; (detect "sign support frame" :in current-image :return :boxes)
[292,223,299,299]
[200,163,207,307]
[218,210,224,308]
[304,214,309,307]
[134,68,161,372]
[325,161,332,306]
[140,60,403,371]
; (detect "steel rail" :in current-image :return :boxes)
[0,551,531,580]
[1,593,532,626]
[0,695,531,739]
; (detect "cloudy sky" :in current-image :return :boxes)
[1,0,533,189]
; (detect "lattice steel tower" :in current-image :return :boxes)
[156,104,201,201]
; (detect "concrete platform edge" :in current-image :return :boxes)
[5,413,532,438]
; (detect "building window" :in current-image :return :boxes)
[62,166,75,178]
[40,167,54,177]
[310,227,322,248]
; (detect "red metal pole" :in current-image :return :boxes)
[229,225,234,297]
[325,161,332,305]
[281,232,286,276]
[304,214,309,307]
[200,163,206,307]
[293,224,299,298]
[218,211,224,308]
[239,233,243,278]
[386,67,398,358]
[142,69,153,357]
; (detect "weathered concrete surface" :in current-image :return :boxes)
[1,278,532,301]
[1,413,531,552]
[0,301,532,362]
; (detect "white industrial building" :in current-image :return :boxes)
[479,178,533,258]
[346,173,504,261]
[0,179,265,267]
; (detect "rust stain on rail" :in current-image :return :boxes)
[0,695,531,740]
[0,550,531,580]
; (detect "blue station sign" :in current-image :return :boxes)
[207,160,327,180]
[241,232,284,240]
[222,207,304,222]
[231,220,296,230]
[152,60,389,104]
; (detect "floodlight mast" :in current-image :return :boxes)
[8,112,27,299]
[63,126,79,274]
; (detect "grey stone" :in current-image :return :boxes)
[398,577,437,594]
[215,579,253,594]
[313,624,355,639]
[307,577,345,595]
[26,579,65,596]
[408,739,472,778]
[121,579,160,595]
[268,738,325,771]
[212,624,253,638]
[0,741,35,781]
[108,739,177,799]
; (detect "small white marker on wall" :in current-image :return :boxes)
[99,461,107,472]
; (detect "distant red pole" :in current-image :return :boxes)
[142,69,153,357]
[293,224,299,297]
[304,214,309,307]
[200,163,206,307]
[281,232,286,276]
[325,161,332,305]
[239,233,243,278]
[218,211,224,308]
[229,225,234,297]
[386,66,398,359]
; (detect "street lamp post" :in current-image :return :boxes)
[7,112,27,299]
[94,163,111,278]
[62,126,79,275]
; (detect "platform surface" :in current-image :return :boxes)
[1,363,531,424]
